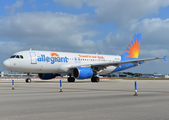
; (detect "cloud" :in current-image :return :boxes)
[5,0,23,14]
[126,18,169,57]
[87,0,169,25]
[105,18,169,57]
[53,0,169,25]
[95,18,169,73]
[0,40,26,71]
[53,0,84,9]
[0,12,98,53]
[1,12,169,57]
[0,41,25,55]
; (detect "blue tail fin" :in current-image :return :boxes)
[122,33,141,58]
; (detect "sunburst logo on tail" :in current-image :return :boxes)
[125,37,140,58]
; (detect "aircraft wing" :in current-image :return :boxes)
[90,57,165,68]
[69,56,166,69]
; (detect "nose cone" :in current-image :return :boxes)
[2,59,11,69]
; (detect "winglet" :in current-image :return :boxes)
[163,55,167,61]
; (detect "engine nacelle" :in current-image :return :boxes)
[38,73,60,80]
[73,67,93,79]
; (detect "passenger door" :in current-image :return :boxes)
[29,52,37,64]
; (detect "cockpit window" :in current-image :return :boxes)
[10,55,16,58]
[10,55,24,59]
[20,55,23,59]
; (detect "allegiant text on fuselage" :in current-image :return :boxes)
[37,54,68,64]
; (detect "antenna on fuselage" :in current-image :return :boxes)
[30,48,32,51]
[96,52,98,54]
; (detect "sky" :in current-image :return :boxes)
[0,0,169,74]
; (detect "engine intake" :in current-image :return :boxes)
[73,67,93,79]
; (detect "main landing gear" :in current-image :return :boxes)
[91,76,100,82]
[67,76,99,83]
[67,77,75,82]
[25,78,31,83]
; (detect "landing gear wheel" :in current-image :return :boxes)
[25,78,31,83]
[91,77,100,82]
[68,77,75,82]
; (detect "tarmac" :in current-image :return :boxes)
[1,79,169,120]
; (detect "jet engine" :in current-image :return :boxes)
[73,67,93,79]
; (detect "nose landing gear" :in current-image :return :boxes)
[25,78,31,83]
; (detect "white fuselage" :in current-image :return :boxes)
[3,50,121,75]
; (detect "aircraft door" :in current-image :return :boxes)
[29,52,37,64]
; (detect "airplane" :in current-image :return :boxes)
[2,33,166,83]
